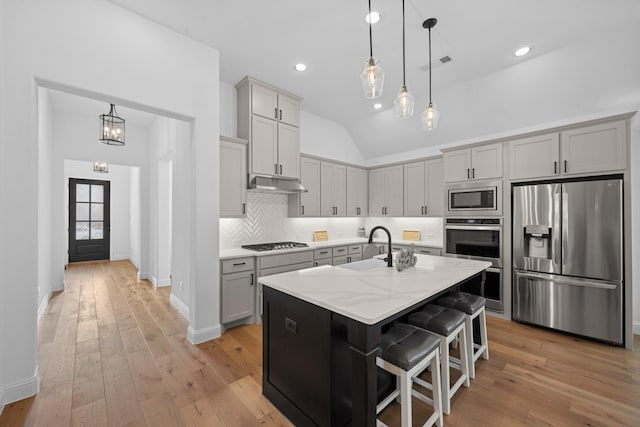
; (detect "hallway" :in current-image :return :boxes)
[0,261,286,426]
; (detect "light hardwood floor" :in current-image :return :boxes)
[1,260,639,426]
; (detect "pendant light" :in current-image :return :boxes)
[421,18,440,130]
[99,103,125,146]
[360,0,384,99]
[93,162,109,173]
[394,0,414,118]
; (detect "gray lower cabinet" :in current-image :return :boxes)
[220,257,256,326]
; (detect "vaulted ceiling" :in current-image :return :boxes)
[107,0,640,159]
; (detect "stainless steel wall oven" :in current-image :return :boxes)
[445,218,503,312]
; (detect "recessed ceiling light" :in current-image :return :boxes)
[373,103,382,109]
[294,63,307,72]
[365,11,381,24]
[514,46,532,57]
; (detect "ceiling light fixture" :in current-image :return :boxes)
[360,0,384,99]
[394,0,414,118]
[421,18,440,131]
[373,103,382,109]
[365,11,381,24]
[99,103,125,146]
[514,46,531,57]
[93,162,109,173]
[295,63,307,72]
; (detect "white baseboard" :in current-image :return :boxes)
[129,257,140,270]
[150,276,158,287]
[110,254,129,261]
[156,277,171,287]
[633,321,640,336]
[187,324,221,345]
[3,366,39,409]
[37,291,52,319]
[138,270,149,281]
[170,293,190,319]
[0,384,5,415]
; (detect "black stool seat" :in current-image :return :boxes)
[408,304,465,336]
[437,292,486,315]
[378,323,440,371]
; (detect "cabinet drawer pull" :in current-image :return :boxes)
[554,160,558,174]
[336,249,345,253]
[320,251,328,254]
[564,160,567,173]
[233,262,246,266]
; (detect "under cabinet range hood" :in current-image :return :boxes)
[248,176,308,194]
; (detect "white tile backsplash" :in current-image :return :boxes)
[219,192,444,249]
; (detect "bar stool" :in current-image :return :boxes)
[408,305,470,415]
[376,323,443,427]
[437,292,489,379]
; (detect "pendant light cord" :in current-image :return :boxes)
[368,0,373,58]
[428,26,432,103]
[401,0,406,87]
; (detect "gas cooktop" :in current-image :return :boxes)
[241,241,309,252]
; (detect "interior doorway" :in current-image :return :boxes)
[68,178,111,262]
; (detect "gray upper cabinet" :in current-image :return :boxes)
[369,165,403,216]
[219,137,248,217]
[236,77,302,180]
[443,142,503,183]
[404,158,443,217]
[289,156,321,217]
[509,120,628,180]
[346,166,368,217]
[320,161,346,217]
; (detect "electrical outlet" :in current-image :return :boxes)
[180,281,184,292]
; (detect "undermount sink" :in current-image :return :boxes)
[337,258,390,271]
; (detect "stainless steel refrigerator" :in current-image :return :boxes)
[512,178,624,344]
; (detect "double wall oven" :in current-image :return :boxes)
[444,180,504,312]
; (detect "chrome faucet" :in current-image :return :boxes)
[368,225,393,268]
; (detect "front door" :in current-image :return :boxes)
[69,178,110,262]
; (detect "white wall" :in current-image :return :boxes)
[130,167,141,269]
[0,0,6,413]
[37,89,54,318]
[220,81,237,138]
[63,160,134,262]
[0,0,220,408]
[632,127,640,335]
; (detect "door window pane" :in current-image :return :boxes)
[91,222,104,239]
[91,203,103,221]
[76,184,90,202]
[76,222,90,240]
[76,203,90,221]
[91,185,103,203]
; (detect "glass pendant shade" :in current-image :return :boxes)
[394,86,414,119]
[421,102,440,130]
[99,104,125,146]
[361,58,384,99]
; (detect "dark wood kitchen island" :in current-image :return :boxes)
[259,255,490,427]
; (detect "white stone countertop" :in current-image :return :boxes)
[258,254,490,325]
[219,238,443,260]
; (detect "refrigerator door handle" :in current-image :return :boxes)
[515,271,619,290]
[553,189,562,269]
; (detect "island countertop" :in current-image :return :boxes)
[258,254,491,325]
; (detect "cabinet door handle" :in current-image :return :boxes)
[274,108,278,119]
[421,206,424,215]
[467,168,470,179]
[554,161,558,174]
[425,205,428,215]
[347,256,351,263]
[275,163,278,174]
[279,109,283,120]
[301,205,305,215]
[242,203,246,214]
[250,273,254,285]
[564,160,567,173]
[233,262,246,266]
[314,262,318,266]
[472,168,475,179]
[280,164,283,175]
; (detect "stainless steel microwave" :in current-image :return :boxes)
[446,181,502,216]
